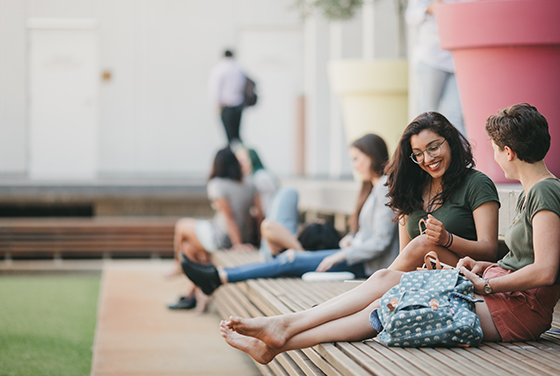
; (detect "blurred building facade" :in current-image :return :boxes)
[0,0,404,181]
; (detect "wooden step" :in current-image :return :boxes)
[0,217,176,259]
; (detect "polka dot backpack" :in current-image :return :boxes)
[375,251,484,347]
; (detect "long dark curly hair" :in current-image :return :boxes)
[385,112,474,219]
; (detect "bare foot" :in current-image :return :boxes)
[220,321,276,364]
[229,315,289,349]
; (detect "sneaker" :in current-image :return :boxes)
[167,295,197,310]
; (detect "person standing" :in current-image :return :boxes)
[208,50,247,145]
[406,0,466,136]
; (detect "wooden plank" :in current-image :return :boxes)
[214,286,252,319]
[225,283,265,318]
[450,345,525,376]
[316,343,371,376]
[277,353,307,376]
[254,363,277,376]
[362,341,431,376]
[395,347,457,376]
[482,342,554,375]
[302,348,344,376]
[495,342,560,373]
[268,358,290,376]
[336,342,397,376]
[246,280,294,315]
[288,350,327,376]
[433,347,510,375]
[259,280,309,313]
[514,340,560,368]
[422,347,494,375]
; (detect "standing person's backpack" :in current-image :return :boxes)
[243,76,258,107]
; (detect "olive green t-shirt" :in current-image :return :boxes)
[500,178,560,283]
[407,169,500,241]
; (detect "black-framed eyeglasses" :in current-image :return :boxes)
[410,139,446,164]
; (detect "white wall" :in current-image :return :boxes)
[0,0,303,179]
[0,0,27,174]
[0,0,405,180]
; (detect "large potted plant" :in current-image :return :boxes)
[299,0,409,154]
[435,0,560,183]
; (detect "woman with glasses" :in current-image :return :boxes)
[384,111,500,270]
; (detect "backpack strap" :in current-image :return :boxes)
[424,251,442,270]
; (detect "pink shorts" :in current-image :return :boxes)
[483,265,560,342]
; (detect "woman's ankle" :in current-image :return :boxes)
[218,267,228,284]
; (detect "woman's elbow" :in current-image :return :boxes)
[539,269,558,286]
[478,240,499,262]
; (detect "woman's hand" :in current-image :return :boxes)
[458,266,486,295]
[456,256,494,276]
[339,234,354,249]
[316,251,346,272]
[423,214,450,246]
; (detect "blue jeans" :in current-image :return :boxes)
[415,61,465,136]
[259,187,299,260]
[225,249,367,283]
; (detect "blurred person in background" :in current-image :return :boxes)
[208,50,247,145]
[168,147,263,310]
[406,0,466,136]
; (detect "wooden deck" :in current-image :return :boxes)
[0,217,175,260]
[212,250,560,376]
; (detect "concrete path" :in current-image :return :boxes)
[90,260,260,376]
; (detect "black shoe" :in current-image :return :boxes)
[180,254,222,296]
[167,295,197,310]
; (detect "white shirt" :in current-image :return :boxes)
[406,0,466,72]
[208,57,246,107]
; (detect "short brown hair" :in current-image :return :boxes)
[485,103,550,163]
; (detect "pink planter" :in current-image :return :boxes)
[436,0,560,183]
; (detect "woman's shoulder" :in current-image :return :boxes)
[454,169,500,208]
[253,169,278,188]
[529,178,560,202]
[372,175,390,195]
[462,169,499,194]
[464,169,496,185]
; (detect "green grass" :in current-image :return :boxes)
[0,274,100,376]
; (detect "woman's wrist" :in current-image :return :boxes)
[442,231,454,248]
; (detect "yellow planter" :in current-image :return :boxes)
[329,59,408,156]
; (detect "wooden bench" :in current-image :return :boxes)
[0,217,175,260]
[212,250,560,376]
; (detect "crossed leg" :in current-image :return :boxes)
[221,299,379,364]
[221,269,403,363]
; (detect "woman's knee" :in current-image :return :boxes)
[175,218,197,237]
[260,219,274,235]
[400,235,433,260]
[370,268,399,281]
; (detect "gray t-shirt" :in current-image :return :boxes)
[501,178,560,283]
[208,177,257,245]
